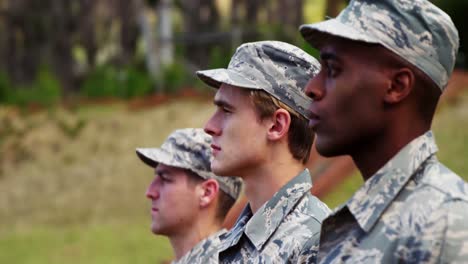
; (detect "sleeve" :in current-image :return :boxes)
[440,200,468,263]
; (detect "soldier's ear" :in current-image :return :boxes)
[384,67,414,104]
[267,108,290,141]
[199,179,219,208]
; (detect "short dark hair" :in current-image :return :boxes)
[249,90,314,164]
[185,169,236,222]
[215,190,236,221]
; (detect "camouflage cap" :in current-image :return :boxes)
[300,0,459,91]
[196,41,320,118]
[136,128,243,200]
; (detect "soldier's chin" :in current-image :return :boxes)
[315,138,344,158]
[211,162,231,177]
[151,224,161,235]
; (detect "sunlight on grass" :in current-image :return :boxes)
[0,224,173,264]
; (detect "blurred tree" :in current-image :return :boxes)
[176,0,221,67]
[3,0,44,84]
[137,0,159,79]
[0,0,143,95]
[277,0,304,29]
[116,0,139,66]
[432,0,468,68]
[48,0,77,93]
[325,0,345,18]
[156,0,174,67]
[78,0,98,67]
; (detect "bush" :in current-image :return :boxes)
[81,65,154,99]
[0,67,61,108]
[0,72,10,102]
[155,62,195,93]
[208,46,232,69]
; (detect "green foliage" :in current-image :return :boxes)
[81,65,154,99]
[155,62,195,93]
[0,72,10,102]
[208,46,233,69]
[125,67,154,98]
[0,67,61,108]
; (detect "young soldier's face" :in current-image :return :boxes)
[145,164,200,236]
[204,84,270,178]
[305,38,389,158]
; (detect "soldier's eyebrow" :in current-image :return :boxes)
[155,168,170,178]
[213,98,235,110]
[320,52,340,63]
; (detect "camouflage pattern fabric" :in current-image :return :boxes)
[172,229,227,264]
[196,41,320,118]
[317,131,468,263]
[217,169,331,263]
[300,0,459,91]
[136,128,243,200]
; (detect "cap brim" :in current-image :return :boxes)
[136,148,214,180]
[300,18,380,49]
[196,68,260,90]
[136,148,174,169]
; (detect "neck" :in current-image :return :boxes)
[353,123,429,181]
[242,148,305,213]
[169,218,222,260]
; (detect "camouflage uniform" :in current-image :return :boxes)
[136,128,243,263]
[172,229,227,264]
[197,41,330,262]
[300,0,468,263]
[316,131,468,263]
[218,170,331,263]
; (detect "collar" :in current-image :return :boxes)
[174,228,227,264]
[338,131,438,232]
[218,202,252,252]
[244,169,313,250]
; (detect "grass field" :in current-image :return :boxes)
[1,89,467,263]
[0,223,172,264]
[0,98,214,264]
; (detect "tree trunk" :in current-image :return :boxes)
[49,0,77,94]
[325,0,343,18]
[136,0,160,81]
[117,0,139,65]
[178,0,220,67]
[79,0,97,68]
[157,0,174,67]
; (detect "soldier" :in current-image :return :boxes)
[197,41,331,263]
[136,128,243,264]
[300,0,468,262]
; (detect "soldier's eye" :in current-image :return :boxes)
[219,106,232,114]
[157,172,172,183]
[325,62,340,78]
